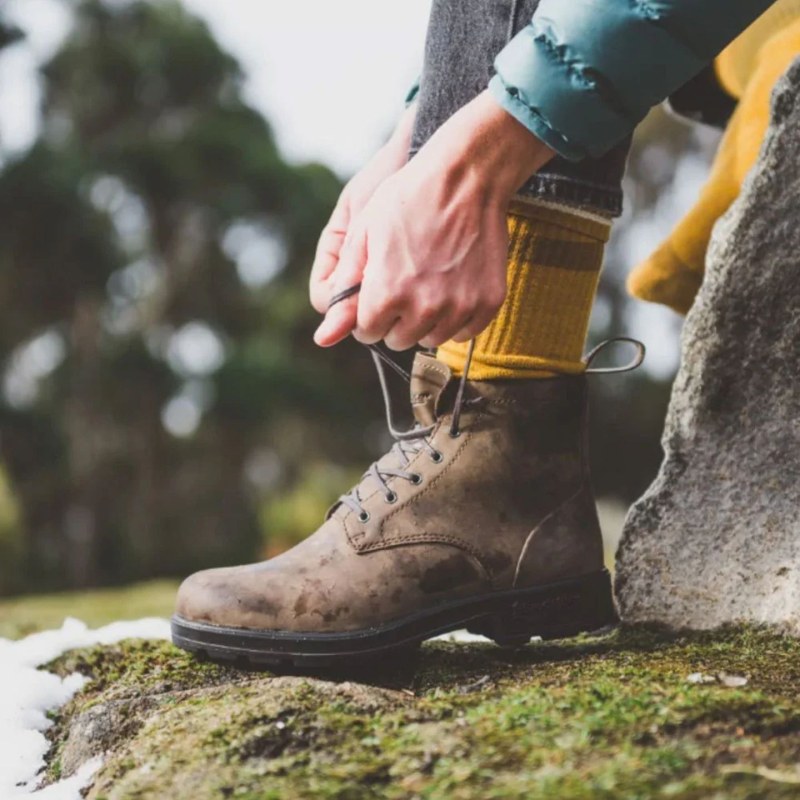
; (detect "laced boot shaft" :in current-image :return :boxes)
[336,350,454,523]
[338,352,598,592]
[173,339,644,665]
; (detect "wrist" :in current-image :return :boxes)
[438,90,555,203]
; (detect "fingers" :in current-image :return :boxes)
[415,292,504,349]
[379,298,454,351]
[442,283,506,345]
[358,285,504,352]
[314,294,358,347]
[352,282,402,346]
[416,309,472,350]
[309,200,350,314]
[448,307,498,344]
[322,276,504,351]
[313,225,368,347]
[353,312,401,347]
[381,308,441,352]
[379,296,472,352]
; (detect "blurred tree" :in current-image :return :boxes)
[0,0,352,591]
[587,109,718,502]
[0,10,26,592]
[0,1,718,595]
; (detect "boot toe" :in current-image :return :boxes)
[174,567,243,627]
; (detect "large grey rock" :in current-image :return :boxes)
[616,59,800,633]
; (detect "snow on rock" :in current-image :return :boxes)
[0,617,170,799]
[23,759,103,800]
[435,630,494,643]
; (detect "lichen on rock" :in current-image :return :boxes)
[616,57,800,634]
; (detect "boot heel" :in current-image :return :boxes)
[467,570,618,648]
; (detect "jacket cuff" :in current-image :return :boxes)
[492,0,775,162]
[488,75,585,161]
[492,25,635,162]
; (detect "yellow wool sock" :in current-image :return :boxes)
[628,7,800,315]
[437,203,610,379]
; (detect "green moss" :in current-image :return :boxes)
[32,625,800,799]
[49,638,247,695]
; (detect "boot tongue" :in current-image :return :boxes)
[410,352,452,426]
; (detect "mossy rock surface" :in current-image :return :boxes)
[40,626,800,799]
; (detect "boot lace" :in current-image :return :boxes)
[327,283,645,522]
[337,339,476,522]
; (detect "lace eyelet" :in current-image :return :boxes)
[358,511,370,523]
[429,450,443,463]
[449,429,461,439]
[409,473,423,486]
[384,491,397,504]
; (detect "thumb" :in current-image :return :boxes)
[313,225,367,347]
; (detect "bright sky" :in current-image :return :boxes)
[0,0,432,176]
[181,0,431,175]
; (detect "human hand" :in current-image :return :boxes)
[313,91,555,350]
[309,104,416,314]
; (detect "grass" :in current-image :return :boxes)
[0,579,177,639]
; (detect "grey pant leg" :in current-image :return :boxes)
[410,0,630,217]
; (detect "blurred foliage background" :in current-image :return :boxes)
[0,0,717,597]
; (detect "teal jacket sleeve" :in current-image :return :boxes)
[490,0,777,161]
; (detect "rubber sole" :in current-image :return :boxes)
[171,569,617,669]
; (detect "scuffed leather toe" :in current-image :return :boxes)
[174,567,250,627]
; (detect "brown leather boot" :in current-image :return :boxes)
[172,342,642,667]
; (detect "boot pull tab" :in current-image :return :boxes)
[584,337,646,374]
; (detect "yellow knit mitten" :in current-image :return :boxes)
[628,7,800,315]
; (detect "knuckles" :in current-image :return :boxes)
[358,297,394,329]
[414,299,444,323]
[349,274,506,350]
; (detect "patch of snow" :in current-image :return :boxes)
[685,672,716,685]
[433,629,490,643]
[26,758,103,800]
[434,629,544,644]
[0,617,170,799]
[0,617,529,797]
[434,629,507,644]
